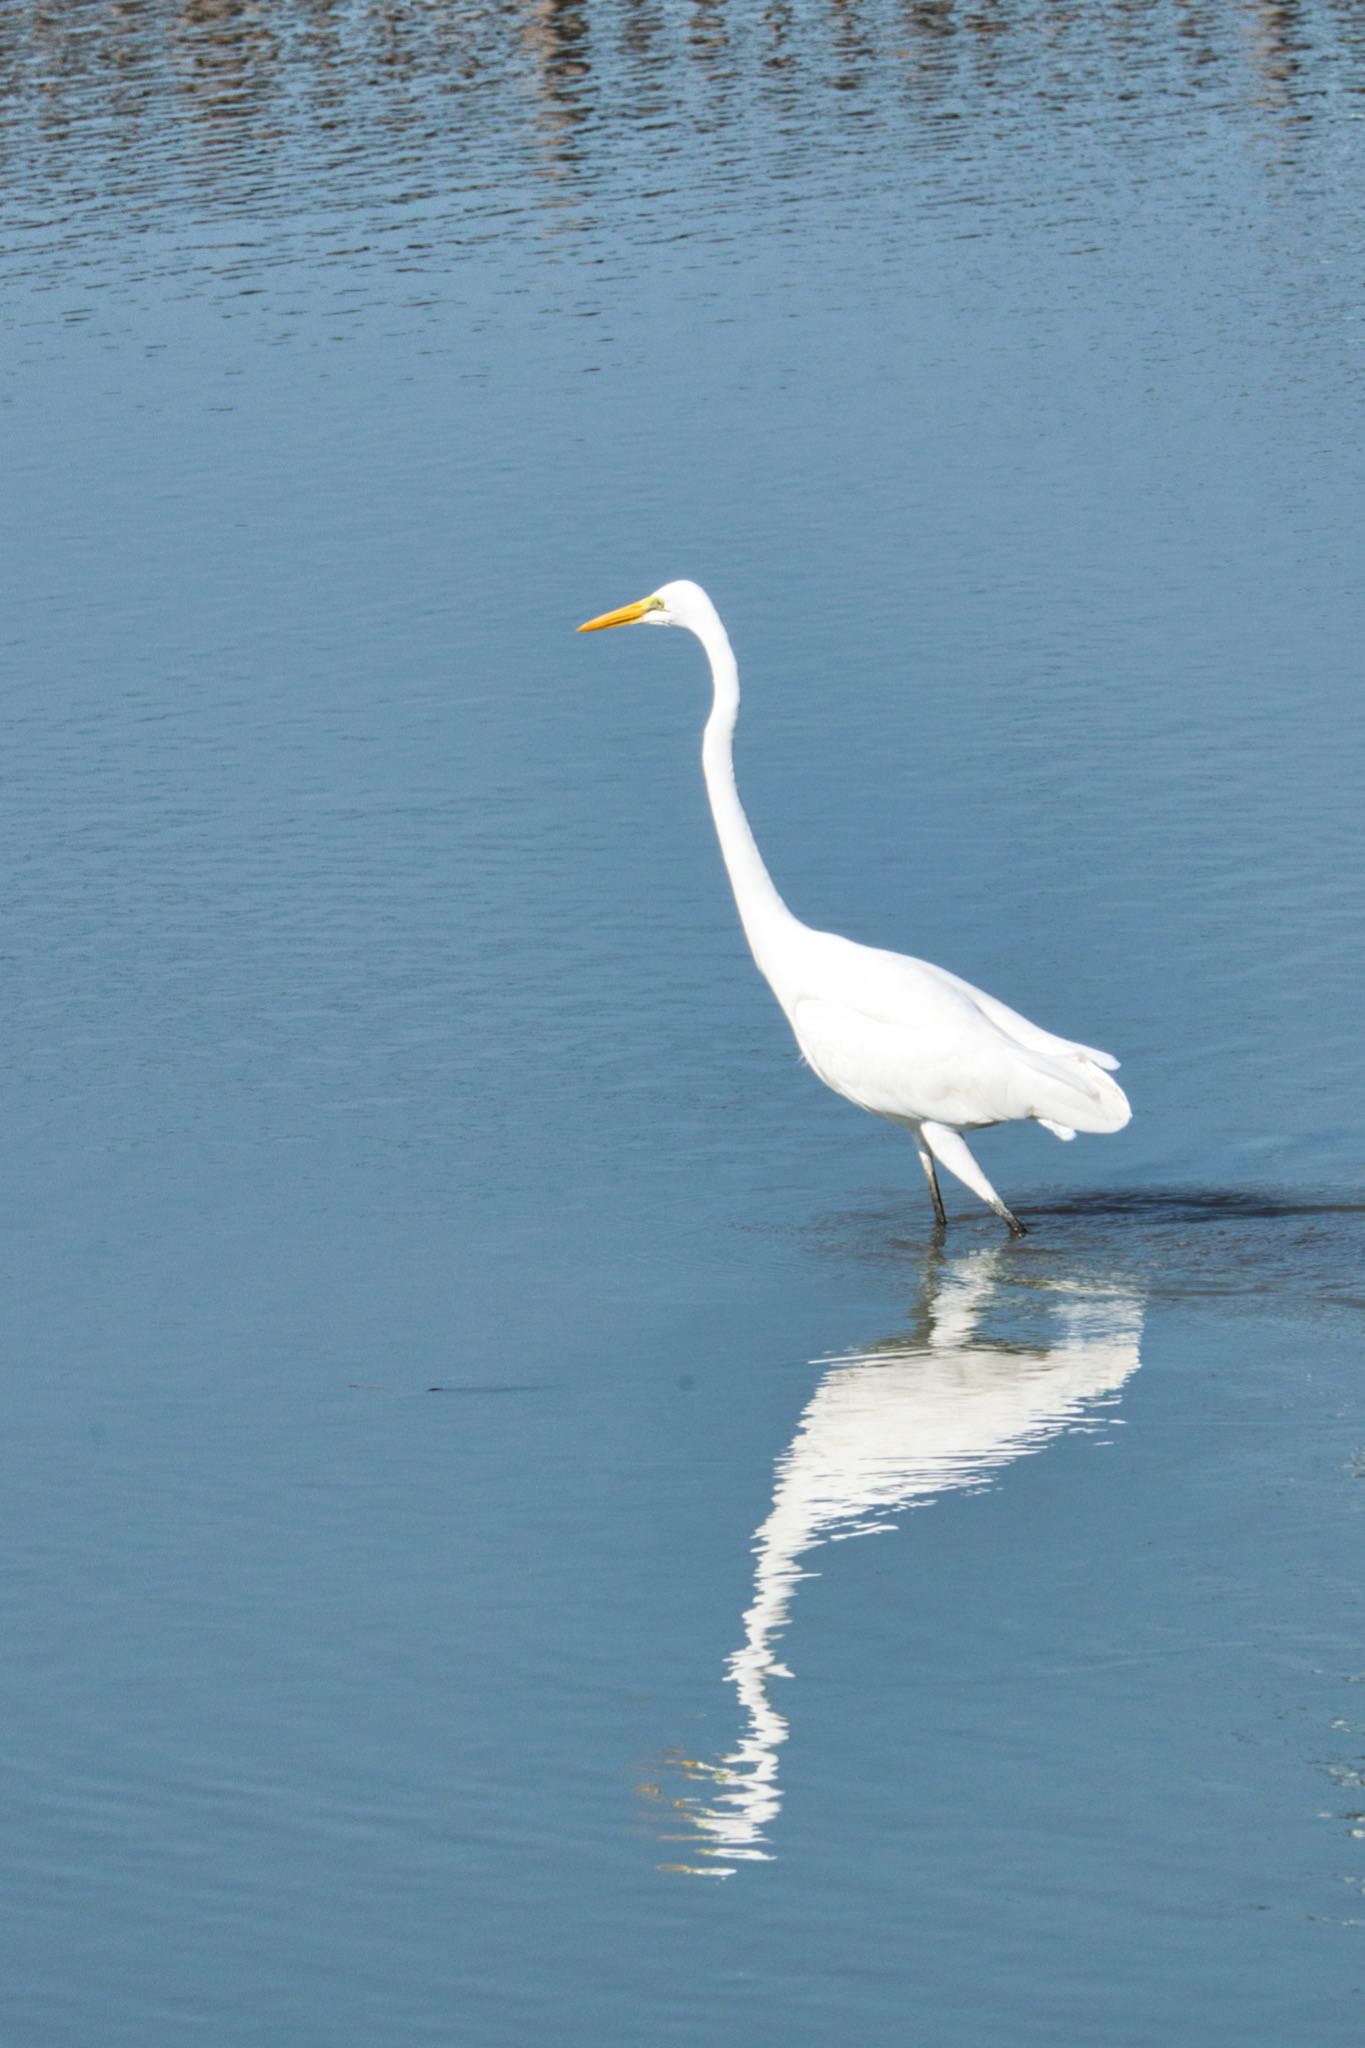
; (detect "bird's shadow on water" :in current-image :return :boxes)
[1024,1186,1365,1223]
[797,1186,1365,1309]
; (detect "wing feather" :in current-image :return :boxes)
[785,937,1130,1136]
[927,963,1121,1071]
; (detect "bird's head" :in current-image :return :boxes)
[577,579,716,637]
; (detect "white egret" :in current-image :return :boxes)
[578,580,1130,1235]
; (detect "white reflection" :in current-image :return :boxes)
[656,1247,1143,1875]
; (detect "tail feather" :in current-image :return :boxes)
[1024,1052,1132,1136]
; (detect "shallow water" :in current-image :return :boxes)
[2,4,1363,2042]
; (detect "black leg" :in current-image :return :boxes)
[916,1138,948,1229]
[920,1121,1029,1239]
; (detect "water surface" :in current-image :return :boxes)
[2,5,1363,2043]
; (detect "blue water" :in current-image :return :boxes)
[2,4,1363,2041]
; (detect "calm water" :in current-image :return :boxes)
[2,3,1363,2041]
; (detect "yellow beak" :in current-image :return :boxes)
[577,596,658,633]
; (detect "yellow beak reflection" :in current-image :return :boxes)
[577,596,660,632]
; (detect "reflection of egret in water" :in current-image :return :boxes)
[654,1247,1143,1876]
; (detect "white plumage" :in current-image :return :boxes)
[579,579,1130,1235]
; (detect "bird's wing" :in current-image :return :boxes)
[791,992,1012,1127]
[786,940,1130,1135]
[925,961,1121,1071]
[793,990,1130,1134]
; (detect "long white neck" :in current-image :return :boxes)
[693,607,802,979]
